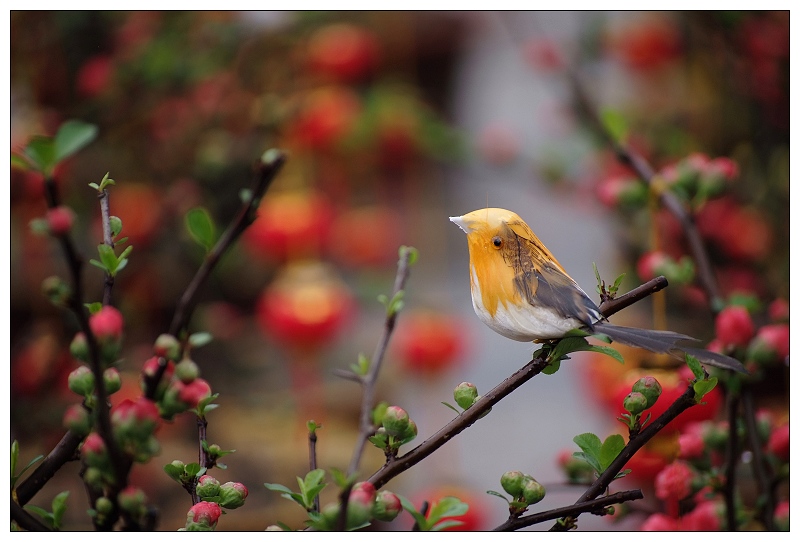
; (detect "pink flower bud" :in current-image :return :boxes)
[654,461,693,502]
[46,206,74,236]
[81,432,108,467]
[623,392,649,415]
[705,156,739,181]
[70,332,89,362]
[196,475,221,499]
[500,471,526,498]
[714,306,754,348]
[521,476,546,505]
[103,367,122,394]
[681,499,722,531]
[641,512,679,531]
[454,382,478,409]
[774,500,789,531]
[63,404,91,436]
[636,251,670,282]
[677,431,704,459]
[111,397,160,439]
[153,333,181,360]
[175,378,212,409]
[118,486,147,517]
[381,406,410,437]
[218,481,248,509]
[142,356,173,379]
[347,487,375,527]
[372,490,402,522]
[352,481,376,500]
[754,324,789,360]
[768,298,789,322]
[767,424,789,462]
[631,376,662,409]
[185,501,222,530]
[90,306,124,341]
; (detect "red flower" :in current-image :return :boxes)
[678,431,704,460]
[641,513,680,531]
[715,306,754,348]
[636,251,670,282]
[655,461,694,502]
[306,23,380,82]
[767,423,789,462]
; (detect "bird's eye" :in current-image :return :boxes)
[492,236,503,248]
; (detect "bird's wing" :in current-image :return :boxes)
[502,221,601,327]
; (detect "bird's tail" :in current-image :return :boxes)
[592,323,748,374]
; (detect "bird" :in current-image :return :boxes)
[450,207,747,374]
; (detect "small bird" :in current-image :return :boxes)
[450,208,747,374]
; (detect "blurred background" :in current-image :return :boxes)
[9,11,789,531]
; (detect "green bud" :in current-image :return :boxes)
[623,391,649,415]
[399,418,417,445]
[631,377,662,409]
[521,476,546,505]
[217,481,248,509]
[68,366,96,396]
[95,496,114,516]
[103,368,122,395]
[154,333,181,361]
[500,470,526,498]
[83,467,104,490]
[41,276,71,306]
[454,382,478,409]
[372,490,402,522]
[175,358,200,384]
[63,404,92,436]
[382,406,410,437]
[118,486,147,518]
[70,332,89,362]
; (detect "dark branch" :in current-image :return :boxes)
[724,392,740,531]
[741,387,774,530]
[16,430,83,506]
[11,500,51,532]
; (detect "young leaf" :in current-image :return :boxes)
[54,120,98,162]
[685,354,705,380]
[24,136,56,174]
[693,377,718,402]
[441,402,461,415]
[185,207,216,252]
[600,108,628,143]
[188,332,213,348]
[426,496,468,530]
[51,491,69,530]
[109,216,123,238]
[573,433,603,473]
[399,494,428,530]
[599,434,625,471]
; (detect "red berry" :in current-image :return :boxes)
[715,306,755,347]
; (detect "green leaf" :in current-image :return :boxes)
[109,216,123,238]
[184,463,204,478]
[548,337,589,363]
[304,468,326,489]
[573,433,603,473]
[185,207,216,252]
[399,494,428,530]
[572,451,601,474]
[485,490,510,503]
[614,469,632,480]
[685,354,705,380]
[542,359,561,375]
[441,402,461,415]
[583,344,624,364]
[164,463,184,482]
[599,434,625,471]
[54,120,98,162]
[426,496,468,526]
[307,420,322,433]
[368,433,388,449]
[188,332,213,348]
[11,440,19,483]
[51,491,69,529]
[611,273,625,295]
[430,519,466,532]
[24,136,56,174]
[329,467,357,490]
[24,505,55,529]
[97,244,118,273]
[84,302,103,314]
[11,153,30,170]
[693,377,718,402]
[264,482,295,495]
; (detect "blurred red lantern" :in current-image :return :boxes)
[256,261,354,351]
[328,205,403,269]
[243,190,334,262]
[286,87,361,151]
[393,310,466,375]
[306,23,381,82]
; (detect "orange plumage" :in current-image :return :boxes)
[450,208,747,373]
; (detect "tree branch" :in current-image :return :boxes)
[11,500,51,532]
[368,277,669,490]
[15,430,83,506]
[98,188,115,306]
[494,489,644,531]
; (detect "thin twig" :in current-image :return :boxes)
[495,489,644,531]
[569,72,723,311]
[98,189,115,305]
[724,392,740,531]
[308,425,320,513]
[741,387,774,530]
[143,150,286,399]
[367,278,668,490]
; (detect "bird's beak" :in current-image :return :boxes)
[449,215,472,234]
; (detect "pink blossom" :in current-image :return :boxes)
[655,461,693,502]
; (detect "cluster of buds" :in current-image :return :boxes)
[618,376,662,434]
[141,334,213,420]
[658,153,739,205]
[110,397,161,463]
[368,405,417,457]
[196,475,249,510]
[499,471,546,515]
[711,302,789,376]
[317,482,402,531]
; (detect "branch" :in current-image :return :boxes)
[741,387,774,530]
[308,424,320,513]
[11,500,51,532]
[15,430,83,506]
[494,489,644,531]
[143,149,286,399]
[549,383,699,530]
[368,278,669,490]
[569,72,723,311]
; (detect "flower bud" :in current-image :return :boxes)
[154,333,181,361]
[352,481,376,500]
[521,476,546,505]
[81,432,108,468]
[175,358,200,384]
[118,486,147,518]
[103,367,122,395]
[185,501,221,531]
[381,406,410,437]
[111,397,160,441]
[399,418,418,445]
[41,276,71,306]
[372,490,402,522]
[500,470,526,498]
[68,366,95,396]
[175,378,212,409]
[347,486,375,528]
[63,404,92,436]
[95,496,114,516]
[774,500,789,532]
[631,376,661,409]
[623,391,649,415]
[140,356,174,400]
[46,206,75,236]
[767,424,789,462]
[196,475,221,499]
[715,306,754,348]
[89,306,125,342]
[454,382,478,409]
[768,298,789,323]
[218,481,249,509]
[83,467,104,490]
[654,461,693,502]
[70,332,89,362]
